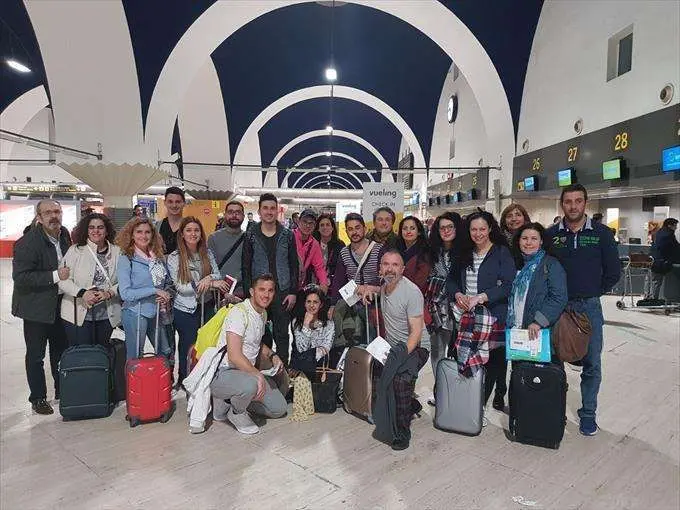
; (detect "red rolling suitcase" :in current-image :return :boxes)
[126,303,172,427]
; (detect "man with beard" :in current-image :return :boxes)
[357,249,427,450]
[544,184,620,437]
[209,201,247,300]
[12,199,71,415]
[367,207,398,249]
[328,213,384,345]
[242,193,298,364]
[158,186,186,255]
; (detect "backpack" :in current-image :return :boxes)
[195,303,251,359]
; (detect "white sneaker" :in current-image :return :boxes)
[427,393,436,406]
[226,408,259,435]
[482,410,488,428]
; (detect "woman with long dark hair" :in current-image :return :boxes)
[289,287,336,375]
[396,215,432,294]
[59,213,121,346]
[446,210,516,414]
[313,214,345,286]
[425,212,462,404]
[168,216,229,387]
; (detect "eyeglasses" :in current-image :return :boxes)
[439,224,455,232]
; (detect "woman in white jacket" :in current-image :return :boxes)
[59,213,121,346]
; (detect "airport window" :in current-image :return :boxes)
[607,25,633,81]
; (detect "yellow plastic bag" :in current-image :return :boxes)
[195,303,248,358]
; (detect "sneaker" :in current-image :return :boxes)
[32,399,54,415]
[226,408,259,435]
[579,417,598,436]
[391,437,410,451]
[189,424,205,434]
[482,410,488,428]
[427,392,436,406]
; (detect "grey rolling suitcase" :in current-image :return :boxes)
[434,358,485,436]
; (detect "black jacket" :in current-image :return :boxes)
[651,228,680,272]
[373,344,428,445]
[12,225,71,323]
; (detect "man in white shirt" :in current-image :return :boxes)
[210,274,287,434]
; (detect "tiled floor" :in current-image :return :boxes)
[1,259,679,509]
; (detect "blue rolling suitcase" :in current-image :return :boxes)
[59,345,112,420]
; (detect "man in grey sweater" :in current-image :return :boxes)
[208,201,246,299]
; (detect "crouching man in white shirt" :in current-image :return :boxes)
[211,273,288,434]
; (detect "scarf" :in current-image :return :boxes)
[507,249,545,329]
[402,242,420,265]
[370,229,395,245]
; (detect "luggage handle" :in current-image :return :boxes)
[364,293,381,342]
[136,301,161,357]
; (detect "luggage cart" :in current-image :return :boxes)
[616,254,680,315]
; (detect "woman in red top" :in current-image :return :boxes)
[396,216,432,294]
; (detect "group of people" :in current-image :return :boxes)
[12,181,651,448]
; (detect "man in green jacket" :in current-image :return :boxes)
[12,200,71,415]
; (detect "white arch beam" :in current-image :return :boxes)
[303,174,355,189]
[294,152,366,169]
[144,0,514,195]
[275,130,386,188]
[291,170,363,189]
[233,85,425,169]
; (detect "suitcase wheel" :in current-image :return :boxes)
[128,417,140,428]
[159,412,171,423]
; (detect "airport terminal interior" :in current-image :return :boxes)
[1,1,679,508]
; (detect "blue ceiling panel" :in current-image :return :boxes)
[0,0,50,113]
[439,0,543,135]
[259,97,400,168]
[122,0,216,127]
[212,2,451,166]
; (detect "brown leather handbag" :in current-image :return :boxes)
[551,308,592,362]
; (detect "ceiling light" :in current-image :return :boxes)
[325,67,337,81]
[6,59,31,73]
[325,125,333,134]
[325,151,332,157]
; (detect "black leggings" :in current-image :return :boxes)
[484,347,508,404]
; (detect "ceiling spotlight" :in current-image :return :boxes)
[325,151,332,157]
[6,59,31,73]
[325,125,333,134]
[325,67,337,81]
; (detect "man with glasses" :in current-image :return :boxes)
[12,200,71,415]
[209,201,247,299]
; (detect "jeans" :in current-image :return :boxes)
[121,308,170,360]
[647,272,664,300]
[570,297,604,420]
[210,367,287,418]
[173,305,215,384]
[64,319,113,347]
[23,317,66,403]
[484,346,508,404]
[266,291,292,364]
[429,329,452,376]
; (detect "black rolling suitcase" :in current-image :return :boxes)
[108,336,127,402]
[59,345,113,420]
[509,361,567,449]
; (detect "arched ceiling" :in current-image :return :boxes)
[3,0,543,191]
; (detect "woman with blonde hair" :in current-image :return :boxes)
[167,216,229,387]
[116,217,173,361]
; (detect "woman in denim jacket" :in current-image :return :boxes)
[507,223,568,341]
[116,218,173,360]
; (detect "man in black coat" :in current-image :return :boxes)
[12,200,72,415]
[648,218,680,300]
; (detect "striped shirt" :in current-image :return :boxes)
[329,242,384,304]
[465,251,487,295]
